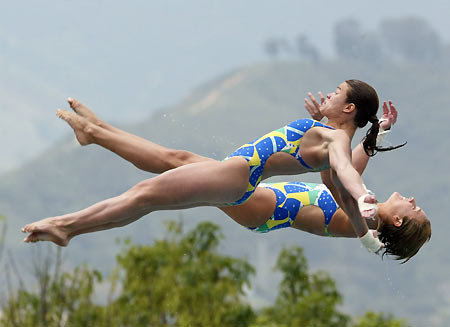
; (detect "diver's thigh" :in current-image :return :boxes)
[141,158,250,207]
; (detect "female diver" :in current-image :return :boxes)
[22,80,409,253]
[23,97,430,262]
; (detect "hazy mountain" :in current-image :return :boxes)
[1,60,449,326]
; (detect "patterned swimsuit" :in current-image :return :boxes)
[225,119,334,205]
[248,182,338,236]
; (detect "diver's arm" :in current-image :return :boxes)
[351,143,370,176]
[328,168,368,237]
[328,131,369,202]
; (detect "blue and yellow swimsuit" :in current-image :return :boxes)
[248,182,338,236]
[225,119,334,205]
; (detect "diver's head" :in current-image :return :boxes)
[378,192,431,263]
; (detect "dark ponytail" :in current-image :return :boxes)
[362,115,380,156]
[362,117,407,156]
[345,79,407,156]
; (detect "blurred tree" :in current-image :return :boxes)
[264,35,321,62]
[253,246,350,327]
[264,38,282,58]
[333,18,382,63]
[264,38,295,58]
[0,221,254,327]
[353,311,411,327]
[0,245,105,327]
[109,220,255,327]
[296,34,321,63]
[379,17,442,63]
[1,221,414,327]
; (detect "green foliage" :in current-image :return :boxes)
[1,221,412,327]
[353,311,411,327]
[1,221,255,327]
[253,246,350,327]
[0,260,104,327]
[110,220,255,327]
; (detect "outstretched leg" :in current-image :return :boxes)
[61,98,212,173]
[23,157,250,246]
[22,192,145,246]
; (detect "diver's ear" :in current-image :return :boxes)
[343,103,356,113]
[393,215,403,227]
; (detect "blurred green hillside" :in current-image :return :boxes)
[1,59,449,326]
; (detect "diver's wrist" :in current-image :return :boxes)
[359,230,383,253]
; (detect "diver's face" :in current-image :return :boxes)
[384,192,427,226]
[320,82,351,118]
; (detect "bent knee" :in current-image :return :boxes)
[167,149,208,168]
[126,180,160,209]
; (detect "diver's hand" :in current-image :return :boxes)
[379,100,398,130]
[360,229,384,254]
[304,91,325,121]
[358,193,378,219]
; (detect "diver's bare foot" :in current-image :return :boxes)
[67,98,102,126]
[22,218,70,247]
[57,109,94,145]
[23,232,71,247]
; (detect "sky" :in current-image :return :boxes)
[1,0,449,171]
[2,0,449,117]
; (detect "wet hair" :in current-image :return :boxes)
[345,79,406,156]
[378,216,431,264]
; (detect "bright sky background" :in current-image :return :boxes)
[1,0,449,172]
[2,0,448,116]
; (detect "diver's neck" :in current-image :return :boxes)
[374,203,388,228]
[326,119,357,139]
